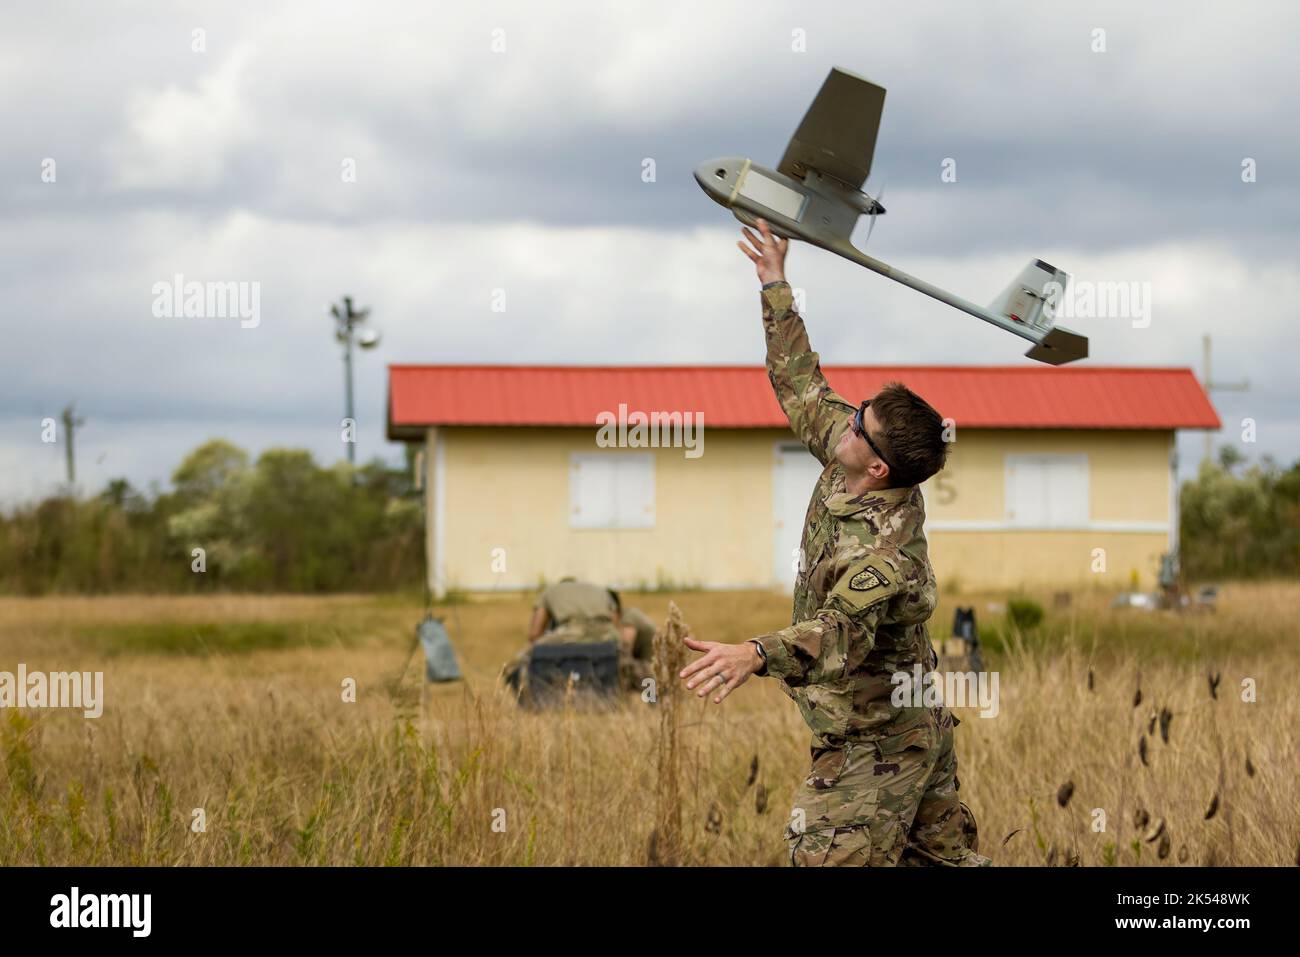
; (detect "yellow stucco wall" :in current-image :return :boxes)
[928,530,1168,591]
[430,427,787,590]
[426,426,1174,593]
[922,429,1173,589]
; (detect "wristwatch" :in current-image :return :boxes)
[748,639,768,676]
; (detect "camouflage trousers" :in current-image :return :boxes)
[786,707,991,867]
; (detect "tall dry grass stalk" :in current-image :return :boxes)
[649,601,688,866]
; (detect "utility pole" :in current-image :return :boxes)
[328,296,381,466]
[1200,334,1248,467]
[60,403,84,487]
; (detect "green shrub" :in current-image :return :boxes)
[1007,598,1044,632]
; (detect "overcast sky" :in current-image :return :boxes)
[2,0,1296,504]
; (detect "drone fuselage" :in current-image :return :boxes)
[693,155,1088,366]
[694,156,865,250]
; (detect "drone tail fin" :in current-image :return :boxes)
[991,260,1088,365]
[1024,326,1088,365]
[988,259,1069,331]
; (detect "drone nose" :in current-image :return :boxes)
[693,159,732,202]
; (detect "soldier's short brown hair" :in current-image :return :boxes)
[870,381,948,488]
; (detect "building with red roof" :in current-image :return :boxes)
[388,364,1218,594]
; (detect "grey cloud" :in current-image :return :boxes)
[0,0,1296,503]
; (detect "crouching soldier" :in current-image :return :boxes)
[501,578,622,698]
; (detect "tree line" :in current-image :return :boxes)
[1178,447,1300,580]
[0,439,424,594]
[0,441,1295,593]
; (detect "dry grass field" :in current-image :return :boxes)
[0,583,1296,866]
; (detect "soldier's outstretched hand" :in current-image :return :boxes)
[738,218,788,285]
[680,635,763,704]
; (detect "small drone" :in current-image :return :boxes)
[694,67,1087,365]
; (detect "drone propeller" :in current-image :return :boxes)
[864,183,885,247]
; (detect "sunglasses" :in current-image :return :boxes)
[852,399,897,473]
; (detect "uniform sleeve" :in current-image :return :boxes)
[533,589,554,629]
[761,280,855,466]
[755,556,900,687]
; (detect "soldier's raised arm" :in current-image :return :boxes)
[738,219,854,466]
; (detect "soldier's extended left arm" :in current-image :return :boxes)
[753,557,900,686]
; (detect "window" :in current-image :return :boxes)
[1004,454,1089,527]
[569,453,655,529]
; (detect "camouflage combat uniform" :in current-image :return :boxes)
[619,606,657,692]
[753,280,990,868]
[502,580,622,695]
[623,606,657,662]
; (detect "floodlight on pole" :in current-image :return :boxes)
[61,403,85,489]
[1200,334,1247,467]
[328,295,380,466]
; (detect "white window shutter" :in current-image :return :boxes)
[1046,456,1089,525]
[570,453,655,529]
[614,454,655,528]
[570,456,615,528]
[1005,454,1088,528]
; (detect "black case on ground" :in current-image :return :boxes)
[525,642,620,708]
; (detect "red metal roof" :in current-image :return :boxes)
[387,364,1220,436]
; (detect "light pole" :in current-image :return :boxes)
[328,296,381,466]
[1200,334,1248,467]
[61,403,84,488]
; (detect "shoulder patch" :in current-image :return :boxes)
[828,558,900,620]
[849,567,887,591]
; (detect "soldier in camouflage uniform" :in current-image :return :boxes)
[679,219,990,867]
[612,594,657,692]
[502,578,622,697]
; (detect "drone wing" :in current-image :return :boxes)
[777,67,886,190]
